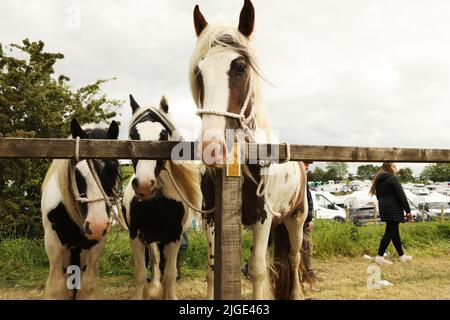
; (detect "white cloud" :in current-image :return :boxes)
[1,0,448,173]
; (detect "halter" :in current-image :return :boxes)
[194,73,292,218]
[131,107,183,142]
[196,80,258,143]
[70,137,128,230]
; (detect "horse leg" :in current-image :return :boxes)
[205,221,215,300]
[146,243,162,300]
[130,238,148,300]
[43,229,71,300]
[162,241,181,300]
[250,216,273,300]
[284,214,306,300]
[77,239,106,300]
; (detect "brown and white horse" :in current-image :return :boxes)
[122,95,202,300]
[190,0,308,299]
[41,119,121,299]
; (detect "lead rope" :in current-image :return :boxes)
[73,137,128,230]
[163,165,215,214]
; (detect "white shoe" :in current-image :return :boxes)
[375,256,393,265]
[399,254,412,262]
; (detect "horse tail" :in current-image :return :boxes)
[273,223,292,300]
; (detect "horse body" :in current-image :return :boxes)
[191,0,308,300]
[41,119,120,299]
[122,95,201,300]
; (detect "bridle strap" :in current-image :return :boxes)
[71,137,128,230]
[131,107,184,142]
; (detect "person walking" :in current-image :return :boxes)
[369,162,413,265]
[300,161,321,292]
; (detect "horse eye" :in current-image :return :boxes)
[236,63,247,77]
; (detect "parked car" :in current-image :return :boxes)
[310,190,347,222]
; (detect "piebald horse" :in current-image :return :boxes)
[122,95,201,300]
[41,119,121,299]
[190,0,308,299]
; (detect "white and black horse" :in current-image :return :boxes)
[190,0,308,300]
[122,95,201,300]
[41,119,121,299]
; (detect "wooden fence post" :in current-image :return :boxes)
[345,207,350,223]
[441,206,445,223]
[214,168,243,300]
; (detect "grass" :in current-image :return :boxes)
[0,220,449,299]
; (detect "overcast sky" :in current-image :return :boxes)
[1,0,449,175]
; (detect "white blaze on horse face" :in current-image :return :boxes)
[133,121,165,193]
[198,47,241,166]
[76,161,110,240]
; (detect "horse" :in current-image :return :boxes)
[122,95,202,300]
[41,119,121,299]
[190,0,308,299]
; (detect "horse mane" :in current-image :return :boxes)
[189,23,271,138]
[166,161,202,219]
[42,159,84,227]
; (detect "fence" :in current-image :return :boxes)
[1,137,449,299]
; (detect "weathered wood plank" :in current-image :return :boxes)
[1,138,449,163]
[214,168,242,300]
[248,144,450,163]
[0,138,195,160]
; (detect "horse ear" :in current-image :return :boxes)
[70,118,87,139]
[130,94,140,114]
[107,120,119,140]
[238,0,255,37]
[159,95,169,113]
[194,5,208,36]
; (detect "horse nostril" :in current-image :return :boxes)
[150,180,156,188]
[84,222,92,235]
[132,178,139,188]
[138,193,146,198]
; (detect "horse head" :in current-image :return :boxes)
[70,118,120,240]
[190,0,265,167]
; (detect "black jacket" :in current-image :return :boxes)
[306,187,313,223]
[375,173,411,222]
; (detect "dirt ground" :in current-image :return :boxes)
[1,255,449,300]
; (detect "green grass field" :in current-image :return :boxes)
[1,220,449,299]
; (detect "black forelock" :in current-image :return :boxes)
[129,110,169,177]
[84,128,109,139]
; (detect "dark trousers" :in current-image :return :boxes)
[377,221,404,256]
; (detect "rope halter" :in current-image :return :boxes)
[71,137,128,230]
[194,66,297,217]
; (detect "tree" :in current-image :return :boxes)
[356,164,379,181]
[398,167,415,183]
[325,162,348,181]
[420,163,450,182]
[0,39,122,238]
[308,167,326,183]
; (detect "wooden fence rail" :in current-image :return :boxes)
[1,138,450,162]
[1,137,449,300]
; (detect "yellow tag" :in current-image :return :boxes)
[226,142,241,177]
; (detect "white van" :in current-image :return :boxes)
[310,190,347,222]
